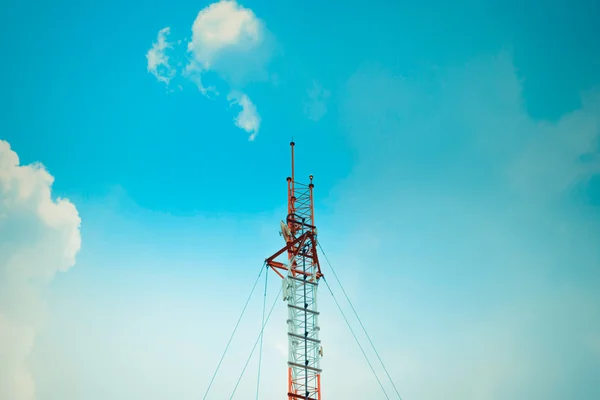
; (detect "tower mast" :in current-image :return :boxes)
[266,141,323,399]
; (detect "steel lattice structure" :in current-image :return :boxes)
[266,141,323,400]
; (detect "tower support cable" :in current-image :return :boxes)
[256,264,269,399]
[203,261,266,400]
[230,285,284,399]
[319,243,404,400]
[322,276,390,399]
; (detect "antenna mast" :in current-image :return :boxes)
[266,141,323,399]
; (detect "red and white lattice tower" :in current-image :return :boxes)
[266,141,323,400]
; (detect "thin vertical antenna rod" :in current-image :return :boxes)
[291,140,295,184]
[287,141,296,230]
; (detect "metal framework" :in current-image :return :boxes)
[266,141,323,400]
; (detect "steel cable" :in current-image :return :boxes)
[202,262,266,400]
[256,264,269,399]
[322,276,390,399]
[319,243,404,400]
[230,284,283,399]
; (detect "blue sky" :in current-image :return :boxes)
[1,0,600,399]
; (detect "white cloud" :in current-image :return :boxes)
[228,91,261,140]
[0,140,81,400]
[508,94,600,196]
[183,67,215,96]
[303,80,331,122]
[146,1,272,138]
[341,52,600,199]
[184,1,269,137]
[187,0,263,71]
[324,52,600,399]
[183,0,271,87]
[146,27,175,85]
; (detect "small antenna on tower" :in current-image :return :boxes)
[290,139,295,184]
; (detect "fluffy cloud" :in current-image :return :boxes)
[185,0,272,87]
[228,91,261,140]
[0,140,81,400]
[320,51,600,399]
[187,0,263,71]
[185,1,270,134]
[146,27,175,85]
[303,80,330,122]
[340,53,600,198]
[147,1,271,137]
[508,95,600,197]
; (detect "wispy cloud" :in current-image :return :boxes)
[303,80,330,122]
[318,51,600,399]
[146,27,175,85]
[228,91,261,140]
[0,140,81,400]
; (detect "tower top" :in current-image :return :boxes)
[265,140,323,399]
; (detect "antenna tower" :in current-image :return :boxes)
[266,141,323,400]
